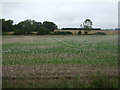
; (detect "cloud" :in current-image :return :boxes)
[1,1,118,29]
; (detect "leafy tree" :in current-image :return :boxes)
[1,19,14,32]
[82,19,93,34]
[34,22,42,32]
[14,20,57,35]
[13,29,24,35]
[1,18,58,35]
[15,19,38,35]
[43,21,58,32]
[37,26,50,35]
[0,19,1,34]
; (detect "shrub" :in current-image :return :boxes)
[13,29,24,35]
[93,32,106,35]
[84,31,88,34]
[14,29,32,35]
[53,31,73,35]
[78,31,81,35]
[2,32,8,35]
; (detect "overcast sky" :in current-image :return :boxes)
[1,0,119,29]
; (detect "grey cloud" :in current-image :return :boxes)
[118,1,120,28]
[2,2,118,29]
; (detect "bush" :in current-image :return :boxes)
[13,29,32,35]
[78,31,81,35]
[13,29,24,35]
[84,31,88,35]
[93,32,106,35]
[53,31,73,35]
[2,32,8,35]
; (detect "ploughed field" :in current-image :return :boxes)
[2,35,119,88]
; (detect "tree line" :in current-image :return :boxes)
[1,19,58,35]
[1,18,103,35]
[61,28,101,30]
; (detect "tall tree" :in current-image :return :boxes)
[37,26,49,35]
[1,18,58,35]
[14,19,38,34]
[43,21,58,32]
[83,19,93,34]
[2,19,14,32]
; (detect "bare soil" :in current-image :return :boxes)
[2,64,118,79]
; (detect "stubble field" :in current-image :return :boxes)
[2,35,119,88]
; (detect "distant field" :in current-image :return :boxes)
[2,35,118,88]
[5,30,118,35]
[54,30,118,35]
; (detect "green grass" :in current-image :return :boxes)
[2,35,119,88]
[2,35,118,65]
